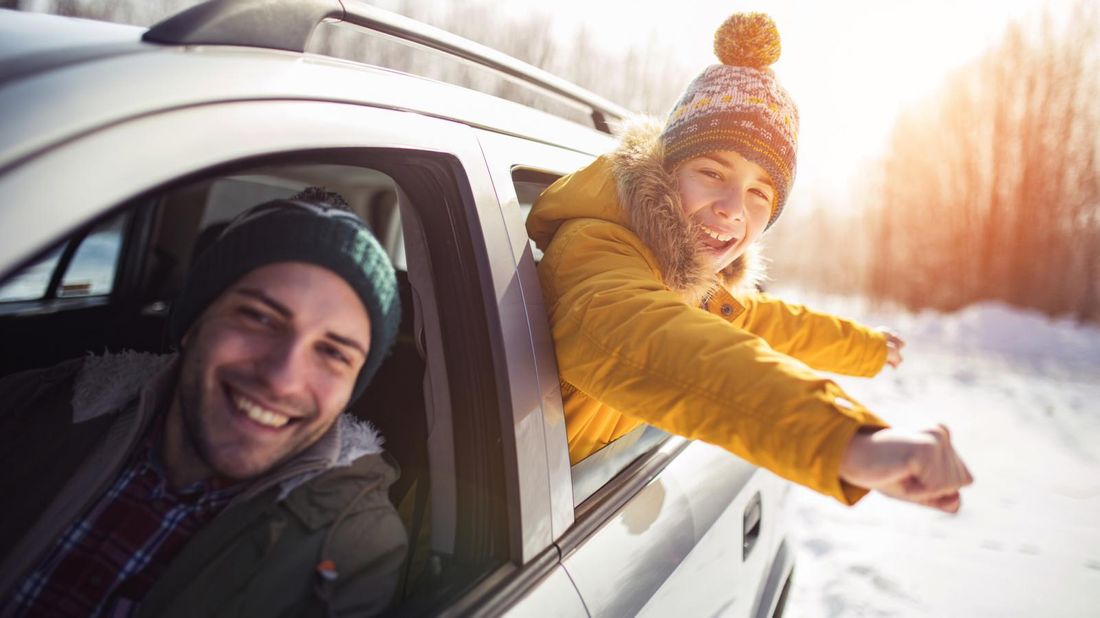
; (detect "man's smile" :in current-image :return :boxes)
[226,386,298,430]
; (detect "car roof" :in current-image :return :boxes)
[0,8,616,172]
[0,9,145,59]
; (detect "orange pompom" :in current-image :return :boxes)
[713,12,781,69]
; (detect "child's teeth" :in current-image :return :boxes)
[702,226,732,242]
[234,394,290,428]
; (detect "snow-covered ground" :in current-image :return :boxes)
[772,291,1100,617]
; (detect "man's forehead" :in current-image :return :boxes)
[226,262,371,339]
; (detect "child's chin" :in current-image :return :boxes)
[707,246,742,273]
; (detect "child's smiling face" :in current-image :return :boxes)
[673,150,775,273]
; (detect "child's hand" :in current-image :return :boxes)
[839,424,974,513]
[879,327,906,368]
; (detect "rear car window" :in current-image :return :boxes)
[0,212,127,302]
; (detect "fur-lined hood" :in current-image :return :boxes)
[528,116,763,304]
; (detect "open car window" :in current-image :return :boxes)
[0,146,509,614]
[509,167,674,508]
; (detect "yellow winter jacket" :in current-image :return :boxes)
[527,119,890,505]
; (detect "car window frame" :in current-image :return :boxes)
[0,99,527,611]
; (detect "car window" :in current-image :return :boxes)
[0,211,127,303]
[510,168,672,507]
[512,169,557,262]
[0,149,508,613]
[0,246,63,302]
[58,215,126,298]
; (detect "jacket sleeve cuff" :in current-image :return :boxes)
[855,329,890,377]
[822,400,890,506]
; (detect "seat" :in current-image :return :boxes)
[347,270,431,599]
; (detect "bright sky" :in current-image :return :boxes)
[494,0,1073,211]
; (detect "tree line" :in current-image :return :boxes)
[770,1,1100,323]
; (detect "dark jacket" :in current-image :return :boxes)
[0,352,407,617]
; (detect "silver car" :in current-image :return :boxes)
[0,1,795,615]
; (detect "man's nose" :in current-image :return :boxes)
[256,338,309,396]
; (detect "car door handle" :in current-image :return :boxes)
[743,491,762,561]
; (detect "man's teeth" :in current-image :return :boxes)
[701,225,733,243]
[233,394,290,428]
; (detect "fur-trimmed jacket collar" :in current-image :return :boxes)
[529,116,764,305]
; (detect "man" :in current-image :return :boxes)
[0,191,406,616]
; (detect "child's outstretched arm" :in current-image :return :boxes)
[733,293,895,376]
[541,223,892,505]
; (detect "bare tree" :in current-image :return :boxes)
[859,0,1100,321]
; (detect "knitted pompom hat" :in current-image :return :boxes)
[168,198,401,404]
[660,12,799,229]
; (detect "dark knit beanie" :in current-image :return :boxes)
[168,198,401,403]
[660,12,799,229]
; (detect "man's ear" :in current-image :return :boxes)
[179,323,195,349]
[178,299,218,351]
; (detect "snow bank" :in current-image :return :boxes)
[771,291,1100,618]
[899,301,1100,369]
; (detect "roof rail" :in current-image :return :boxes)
[142,0,629,134]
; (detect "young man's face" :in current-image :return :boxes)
[174,261,372,482]
[673,150,776,273]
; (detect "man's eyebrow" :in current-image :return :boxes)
[235,288,369,357]
[326,332,368,358]
[235,288,291,318]
[700,153,775,188]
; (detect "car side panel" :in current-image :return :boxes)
[562,441,762,616]
[637,449,775,617]
[502,565,589,618]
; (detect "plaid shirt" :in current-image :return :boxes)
[5,425,242,618]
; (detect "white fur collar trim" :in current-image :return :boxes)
[72,351,175,423]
